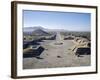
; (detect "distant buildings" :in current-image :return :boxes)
[64,35,75,40]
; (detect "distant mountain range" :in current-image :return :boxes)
[23,26,52,36]
[23,26,68,32]
[32,28,50,36]
[23,26,45,32]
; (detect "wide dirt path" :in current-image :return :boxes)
[23,32,90,69]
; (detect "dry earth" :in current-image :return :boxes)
[23,32,91,69]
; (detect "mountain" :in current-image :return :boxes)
[23,26,47,32]
[23,26,51,36]
[23,26,68,32]
[32,28,50,36]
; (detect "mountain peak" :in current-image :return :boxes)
[23,26,45,32]
[32,28,50,36]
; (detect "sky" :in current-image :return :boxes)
[23,10,91,31]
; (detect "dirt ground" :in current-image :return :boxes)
[23,32,91,69]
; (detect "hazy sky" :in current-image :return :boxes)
[23,10,91,31]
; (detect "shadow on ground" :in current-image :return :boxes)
[75,48,91,57]
[23,46,44,58]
